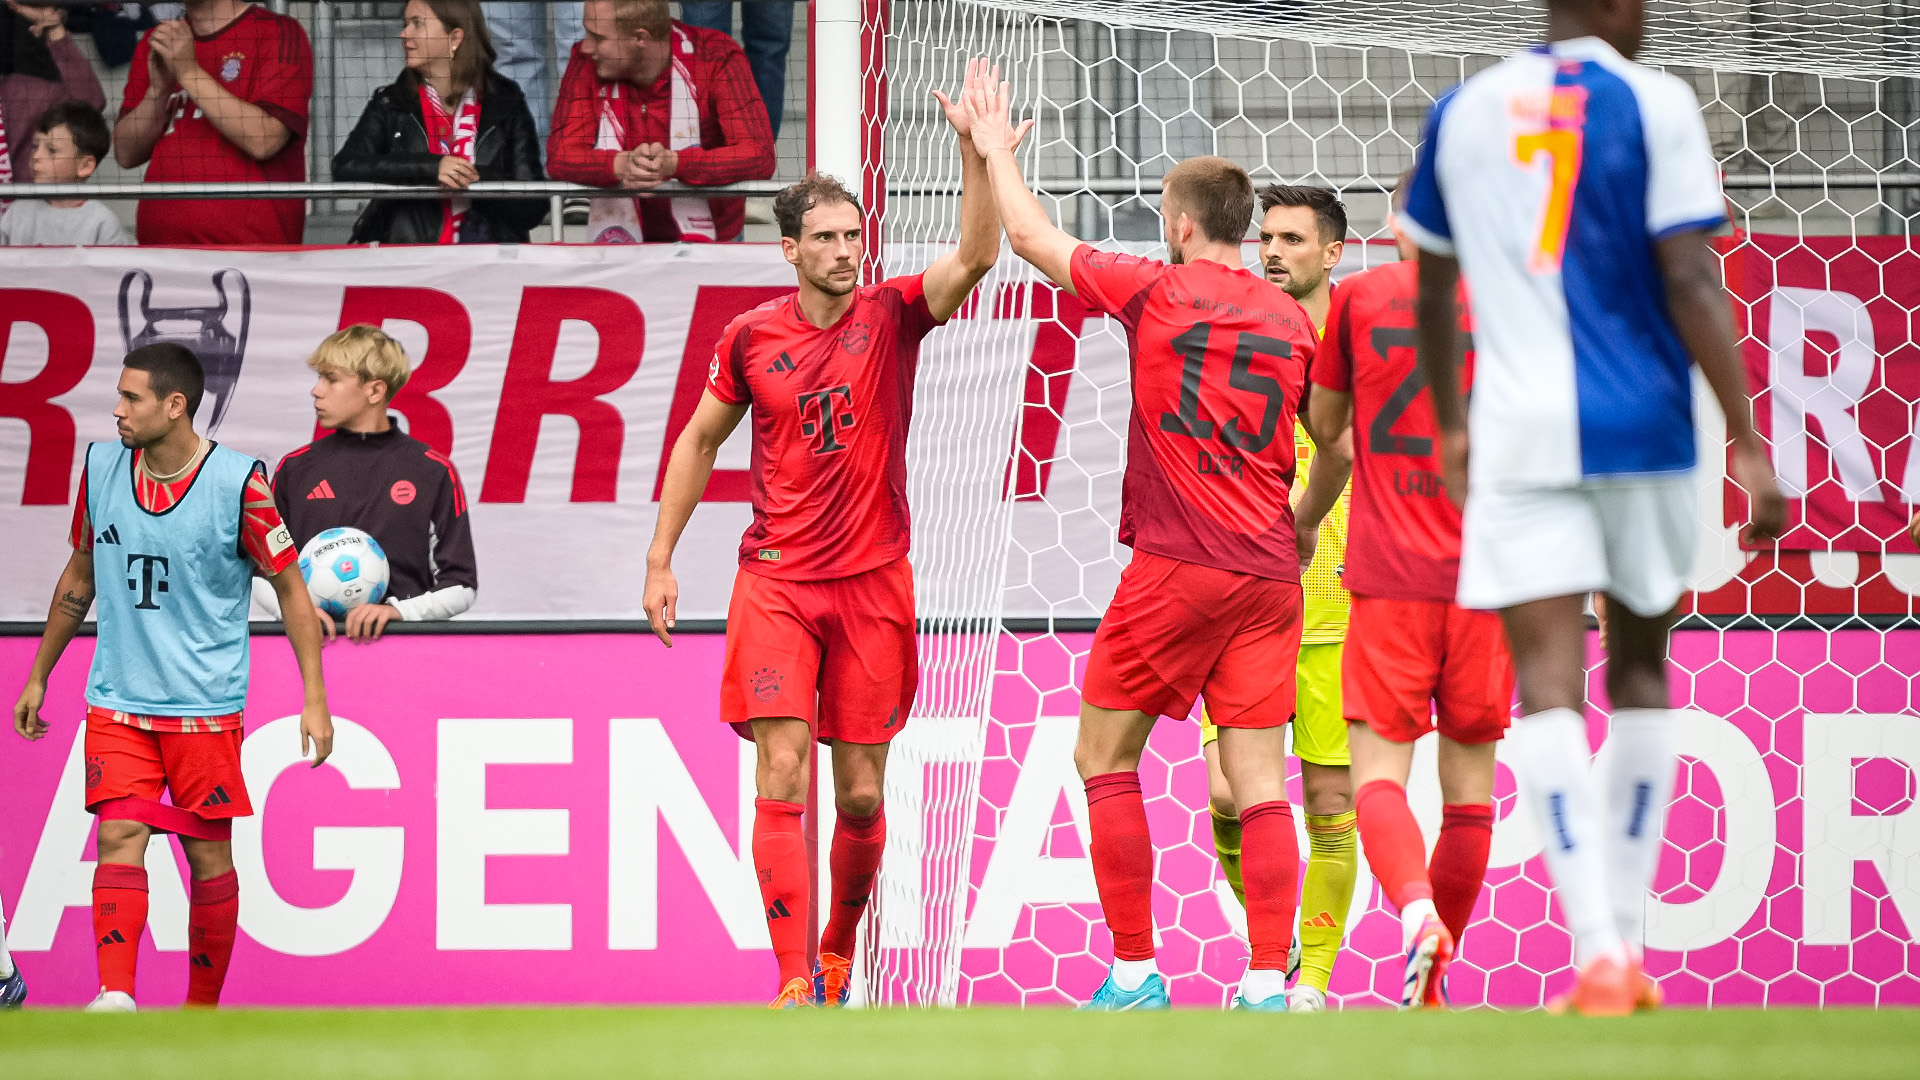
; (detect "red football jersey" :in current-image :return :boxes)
[1070,245,1315,581]
[706,274,943,581]
[1312,259,1475,602]
[123,5,312,245]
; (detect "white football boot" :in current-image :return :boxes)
[84,989,137,1013]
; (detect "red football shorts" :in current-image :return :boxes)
[1084,550,1302,729]
[721,558,918,744]
[83,707,252,841]
[1345,596,1516,744]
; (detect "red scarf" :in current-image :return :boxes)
[0,104,13,208]
[420,83,480,243]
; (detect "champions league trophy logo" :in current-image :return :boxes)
[118,269,252,435]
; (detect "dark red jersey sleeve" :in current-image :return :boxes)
[121,32,154,116]
[1313,285,1356,393]
[546,46,618,186]
[249,13,314,137]
[705,314,754,405]
[672,29,776,186]
[1069,244,1166,329]
[69,469,91,552]
[877,273,944,344]
[240,464,296,576]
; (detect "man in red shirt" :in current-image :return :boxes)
[969,75,1349,1011]
[547,0,774,243]
[1307,181,1513,1009]
[643,61,1001,1008]
[114,0,311,246]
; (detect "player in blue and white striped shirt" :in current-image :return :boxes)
[1400,0,1785,1015]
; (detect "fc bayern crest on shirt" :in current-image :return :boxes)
[841,321,873,355]
[221,54,244,82]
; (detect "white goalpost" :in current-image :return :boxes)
[827,0,1920,1008]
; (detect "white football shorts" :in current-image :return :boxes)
[1456,475,1697,618]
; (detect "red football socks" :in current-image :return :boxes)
[1085,772,1155,961]
[185,870,240,1008]
[820,807,886,959]
[1239,800,1300,970]
[92,862,148,995]
[752,798,811,986]
[1431,803,1495,945]
[1355,779,1435,912]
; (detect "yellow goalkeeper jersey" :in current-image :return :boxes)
[1295,419,1350,645]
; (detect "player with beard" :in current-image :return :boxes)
[1196,183,1359,1011]
[970,71,1348,1011]
[643,60,1003,1009]
[13,343,332,1012]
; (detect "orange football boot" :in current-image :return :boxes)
[1628,955,1664,1012]
[1547,955,1635,1017]
[814,951,853,1007]
[769,976,816,1010]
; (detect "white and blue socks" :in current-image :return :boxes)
[1603,708,1679,954]
[1513,707,1627,967]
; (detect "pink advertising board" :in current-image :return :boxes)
[1,630,1915,1008]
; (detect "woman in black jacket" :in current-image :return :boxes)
[334,0,546,244]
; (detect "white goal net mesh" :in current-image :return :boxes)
[870,0,1920,1009]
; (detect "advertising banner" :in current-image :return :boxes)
[3,631,1914,1008]
[6,241,1919,624]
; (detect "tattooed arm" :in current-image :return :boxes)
[14,549,94,740]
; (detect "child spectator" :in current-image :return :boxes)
[0,3,107,182]
[1,101,132,246]
[271,325,478,642]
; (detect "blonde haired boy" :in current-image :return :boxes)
[269,325,478,641]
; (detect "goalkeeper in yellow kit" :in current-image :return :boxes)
[1201,184,1357,1012]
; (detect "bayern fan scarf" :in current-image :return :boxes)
[587,24,715,243]
[420,83,481,243]
[0,103,12,209]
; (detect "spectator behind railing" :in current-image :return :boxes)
[333,0,546,244]
[0,3,106,182]
[1,101,132,245]
[679,2,790,139]
[479,1,581,139]
[114,0,312,245]
[547,0,774,243]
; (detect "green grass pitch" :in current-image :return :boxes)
[5,1006,1918,1080]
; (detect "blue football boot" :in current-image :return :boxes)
[1079,967,1171,1011]
[0,965,24,1009]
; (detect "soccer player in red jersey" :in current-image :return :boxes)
[969,74,1349,1011]
[1308,181,1514,1009]
[114,0,313,245]
[13,344,332,1012]
[643,60,1004,1009]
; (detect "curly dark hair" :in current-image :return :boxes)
[773,172,864,239]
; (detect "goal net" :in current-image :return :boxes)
[868,0,1920,1008]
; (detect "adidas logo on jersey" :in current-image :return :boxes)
[95,524,121,545]
[307,480,336,500]
[766,351,797,375]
